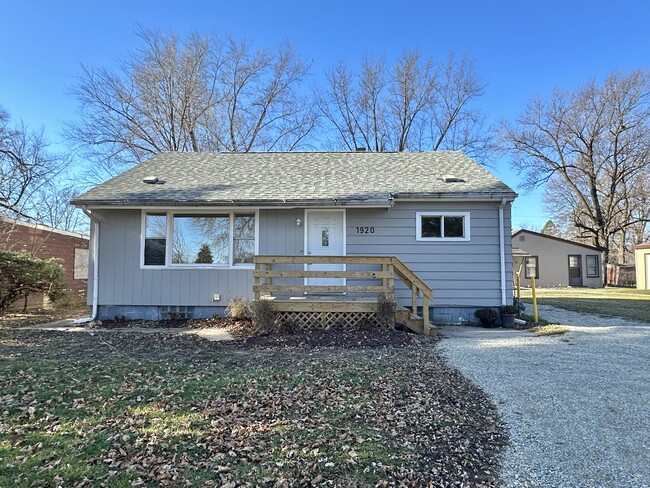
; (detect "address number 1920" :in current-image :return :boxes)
[355,226,375,234]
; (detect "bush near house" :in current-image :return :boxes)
[0,251,66,313]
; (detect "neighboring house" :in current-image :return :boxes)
[634,243,650,290]
[512,229,602,288]
[0,218,90,308]
[72,151,517,323]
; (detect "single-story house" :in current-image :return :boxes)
[0,218,89,308]
[634,243,650,290]
[71,151,517,323]
[512,229,602,288]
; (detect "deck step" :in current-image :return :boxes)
[395,307,424,334]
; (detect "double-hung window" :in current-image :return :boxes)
[525,256,539,279]
[142,211,257,267]
[586,255,599,277]
[144,214,167,266]
[416,212,470,241]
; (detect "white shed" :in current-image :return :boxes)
[634,244,650,290]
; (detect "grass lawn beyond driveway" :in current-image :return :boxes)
[519,287,650,323]
[0,329,507,487]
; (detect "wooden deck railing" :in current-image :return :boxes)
[253,255,433,335]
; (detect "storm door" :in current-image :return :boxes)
[568,255,583,286]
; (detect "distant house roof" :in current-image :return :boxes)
[0,217,89,240]
[633,243,650,250]
[512,247,531,257]
[512,229,600,251]
[72,151,517,207]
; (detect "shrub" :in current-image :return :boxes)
[376,292,396,328]
[474,308,497,321]
[0,251,66,313]
[500,305,519,315]
[251,299,276,334]
[226,297,253,319]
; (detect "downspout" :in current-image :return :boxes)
[74,207,100,324]
[498,198,507,306]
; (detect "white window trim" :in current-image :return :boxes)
[525,256,539,279]
[415,211,470,242]
[140,210,259,269]
[586,254,600,278]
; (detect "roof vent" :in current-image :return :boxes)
[143,176,161,184]
[442,175,465,183]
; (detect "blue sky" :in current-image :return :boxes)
[1,1,649,229]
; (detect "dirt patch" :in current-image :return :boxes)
[0,306,88,328]
[242,326,423,349]
[96,315,255,336]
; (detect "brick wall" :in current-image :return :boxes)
[0,221,89,300]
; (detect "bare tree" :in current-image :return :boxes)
[625,170,650,246]
[502,70,650,280]
[0,107,64,219]
[316,51,490,159]
[210,39,317,152]
[27,184,89,234]
[67,28,317,181]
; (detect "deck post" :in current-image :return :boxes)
[411,283,418,315]
[386,263,395,297]
[422,295,430,336]
[253,260,261,300]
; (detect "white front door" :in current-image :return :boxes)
[305,210,345,287]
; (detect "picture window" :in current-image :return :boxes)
[142,212,256,267]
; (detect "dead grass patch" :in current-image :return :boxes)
[530,324,569,336]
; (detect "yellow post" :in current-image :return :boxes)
[531,275,538,323]
[516,272,521,301]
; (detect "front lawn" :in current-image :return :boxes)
[519,287,650,322]
[0,329,507,487]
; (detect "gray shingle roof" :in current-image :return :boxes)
[72,151,516,207]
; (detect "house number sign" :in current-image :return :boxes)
[355,226,375,234]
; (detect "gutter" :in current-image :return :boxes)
[71,198,394,208]
[74,206,100,324]
[71,191,518,208]
[498,198,507,306]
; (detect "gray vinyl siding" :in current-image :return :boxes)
[259,208,305,255]
[347,202,512,307]
[88,202,513,310]
[92,210,253,307]
[258,208,304,291]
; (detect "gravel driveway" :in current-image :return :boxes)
[439,305,650,487]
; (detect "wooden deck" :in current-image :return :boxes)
[260,294,378,312]
[253,255,434,335]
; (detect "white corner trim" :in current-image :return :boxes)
[499,198,507,305]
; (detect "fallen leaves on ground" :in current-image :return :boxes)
[0,328,508,487]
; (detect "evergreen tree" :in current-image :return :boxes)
[540,220,560,237]
[195,244,213,264]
